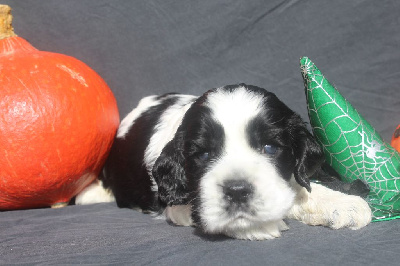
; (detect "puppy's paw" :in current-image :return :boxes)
[165,205,193,226]
[288,183,371,230]
[75,180,115,205]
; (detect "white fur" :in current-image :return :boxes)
[75,180,115,205]
[199,156,295,239]
[165,205,193,226]
[287,182,372,230]
[206,86,264,125]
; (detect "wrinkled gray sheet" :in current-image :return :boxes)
[1,0,400,265]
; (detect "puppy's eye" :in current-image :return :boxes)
[262,144,277,155]
[198,152,209,161]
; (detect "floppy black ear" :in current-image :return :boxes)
[292,125,324,192]
[152,131,189,206]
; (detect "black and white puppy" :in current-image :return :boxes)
[76,84,371,240]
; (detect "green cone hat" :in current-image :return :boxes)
[300,57,400,221]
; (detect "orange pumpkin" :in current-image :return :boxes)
[0,5,119,210]
[391,125,400,153]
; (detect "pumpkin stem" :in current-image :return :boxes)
[0,5,17,40]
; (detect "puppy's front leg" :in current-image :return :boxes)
[287,182,372,229]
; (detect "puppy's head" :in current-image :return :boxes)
[153,84,323,238]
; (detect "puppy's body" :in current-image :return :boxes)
[77,84,371,240]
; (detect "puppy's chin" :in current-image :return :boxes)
[220,219,290,240]
[200,209,292,240]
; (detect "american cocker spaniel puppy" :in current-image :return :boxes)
[76,84,371,240]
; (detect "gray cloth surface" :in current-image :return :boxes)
[1,0,400,265]
[1,202,400,265]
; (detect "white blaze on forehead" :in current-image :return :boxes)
[205,86,264,146]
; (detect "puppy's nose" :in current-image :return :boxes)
[223,180,253,204]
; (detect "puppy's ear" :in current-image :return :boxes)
[152,131,189,206]
[292,125,324,192]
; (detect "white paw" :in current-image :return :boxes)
[165,205,193,226]
[288,183,372,230]
[75,180,115,205]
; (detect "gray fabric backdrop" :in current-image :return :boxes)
[1,1,400,265]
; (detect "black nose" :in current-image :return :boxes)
[222,180,254,204]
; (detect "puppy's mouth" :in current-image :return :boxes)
[227,209,258,222]
[220,211,263,231]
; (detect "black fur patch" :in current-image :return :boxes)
[100,94,182,211]
[152,99,225,207]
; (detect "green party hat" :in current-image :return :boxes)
[300,57,400,221]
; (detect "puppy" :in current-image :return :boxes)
[76,84,371,240]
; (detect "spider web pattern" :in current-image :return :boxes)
[300,57,400,221]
